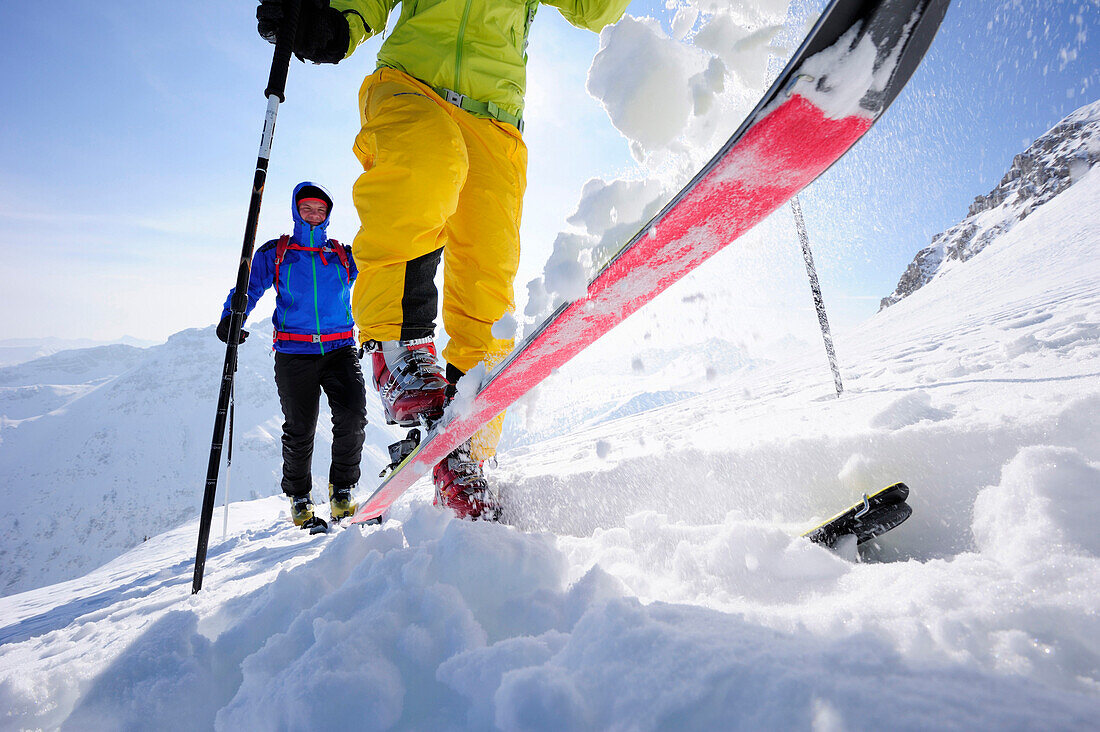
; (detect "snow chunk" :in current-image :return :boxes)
[837,452,884,495]
[973,446,1100,561]
[690,56,727,116]
[568,177,667,238]
[695,15,782,91]
[523,277,549,320]
[542,233,592,304]
[448,362,490,419]
[492,312,518,341]
[523,175,669,329]
[670,6,699,40]
[587,16,696,150]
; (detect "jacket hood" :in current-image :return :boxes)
[291,181,333,245]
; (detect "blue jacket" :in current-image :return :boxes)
[221,182,359,355]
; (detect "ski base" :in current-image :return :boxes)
[803,482,912,548]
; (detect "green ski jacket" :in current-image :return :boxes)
[332,0,631,119]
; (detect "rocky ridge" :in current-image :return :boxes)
[880,98,1100,310]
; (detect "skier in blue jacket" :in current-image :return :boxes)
[218,182,366,531]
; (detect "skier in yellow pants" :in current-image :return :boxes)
[257,0,631,517]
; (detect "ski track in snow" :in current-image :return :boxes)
[2,154,1100,732]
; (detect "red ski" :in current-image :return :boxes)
[352,0,951,524]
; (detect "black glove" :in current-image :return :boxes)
[217,316,250,345]
[257,0,350,64]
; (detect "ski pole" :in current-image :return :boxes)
[193,0,301,594]
[789,195,843,397]
[221,385,234,542]
[758,45,843,398]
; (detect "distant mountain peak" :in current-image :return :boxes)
[880,98,1100,310]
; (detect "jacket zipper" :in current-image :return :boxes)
[310,228,325,355]
[454,0,474,90]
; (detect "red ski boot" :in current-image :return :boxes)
[368,338,448,427]
[433,442,501,520]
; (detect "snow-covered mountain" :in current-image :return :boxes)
[0,155,1097,728]
[0,336,157,368]
[0,323,403,596]
[880,98,1100,310]
[0,345,147,422]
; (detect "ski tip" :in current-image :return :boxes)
[878,481,910,501]
[875,0,953,115]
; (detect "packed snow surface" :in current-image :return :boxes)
[1,166,1098,731]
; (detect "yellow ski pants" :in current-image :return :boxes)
[351,67,527,458]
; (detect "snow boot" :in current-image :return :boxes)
[329,483,358,521]
[432,441,501,520]
[290,494,328,534]
[368,338,448,427]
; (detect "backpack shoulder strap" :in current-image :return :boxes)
[275,234,291,262]
[329,239,352,282]
[274,234,292,292]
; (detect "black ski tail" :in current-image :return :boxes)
[804,482,912,549]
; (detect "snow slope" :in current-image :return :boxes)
[0,163,1097,731]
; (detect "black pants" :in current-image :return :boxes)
[273,346,367,498]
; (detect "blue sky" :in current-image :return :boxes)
[0,0,1096,342]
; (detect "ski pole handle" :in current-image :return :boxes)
[265,0,301,102]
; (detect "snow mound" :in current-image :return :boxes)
[974,446,1100,562]
[36,508,1100,731]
